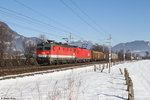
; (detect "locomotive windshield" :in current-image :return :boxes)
[37,46,43,50]
[37,46,51,51]
[44,46,51,51]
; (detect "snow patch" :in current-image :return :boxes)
[148,43,150,46]
[0,64,128,100]
[14,35,20,39]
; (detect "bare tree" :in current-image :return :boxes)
[37,34,46,44]
[23,41,38,65]
[0,25,15,67]
[125,50,132,60]
[118,49,124,61]
[91,44,103,52]
[0,27,5,67]
[145,51,149,57]
[91,44,109,53]
[8,33,13,59]
[6,30,14,67]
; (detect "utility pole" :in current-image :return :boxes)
[108,34,112,73]
[123,44,125,63]
[62,38,68,44]
[63,33,73,45]
[69,33,72,44]
[103,44,104,53]
[130,52,132,60]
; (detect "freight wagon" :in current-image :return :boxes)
[91,51,106,61]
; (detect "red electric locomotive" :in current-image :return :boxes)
[36,40,92,65]
[75,47,91,62]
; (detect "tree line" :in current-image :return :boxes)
[1,25,147,67]
[0,26,46,67]
[90,44,143,61]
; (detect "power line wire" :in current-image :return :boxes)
[13,0,84,39]
[0,9,67,37]
[0,10,82,40]
[60,0,103,34]
[70,0,109,35]
[2,20,63,38]
[0,6,73,35]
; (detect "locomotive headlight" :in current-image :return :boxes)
[73,53,75,56]
[41,52,45,55]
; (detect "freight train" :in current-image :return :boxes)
[36,40,118,65]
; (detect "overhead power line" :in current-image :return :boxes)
[70,0,108,35]
[60,0,103,34]
[0,10,82,40]
[108,34,112,73]
[13,0,84,39]
[2,20,63,38]
[0,9,68,37]
[0,6,73,35]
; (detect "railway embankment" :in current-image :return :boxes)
[0,61,108,80]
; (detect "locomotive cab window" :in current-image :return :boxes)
[37,46,43,50]
[44,46,51,51]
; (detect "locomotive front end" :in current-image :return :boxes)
[36,43,52,64]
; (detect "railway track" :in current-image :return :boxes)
[0,61,106,80]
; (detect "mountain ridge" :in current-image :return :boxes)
[1,21,150,56]
[112,40,150,56]
[0,21,40,51]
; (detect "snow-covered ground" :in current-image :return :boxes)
[0,60,150,100]
[116,60,150,100]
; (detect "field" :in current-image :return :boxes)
[116,60,150,100]
[0,60,150,100]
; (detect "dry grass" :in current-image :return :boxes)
[0,65,96,100]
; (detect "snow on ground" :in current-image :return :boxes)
[4,60,150,100]
[115,60,150,100]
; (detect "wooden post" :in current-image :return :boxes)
[126,73,129,85]
[119,68,123,74]
[94,65,96,72]
[127,77,131,91]
[124,68,134,100]
[99,65,101,71]
[128,78,134,100]
[103,63,105,68]
[101,65,105,72]
[124,68,126,78]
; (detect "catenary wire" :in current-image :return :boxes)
[70,0,109,35]
[13,0,85,39]
[60,0,104,34]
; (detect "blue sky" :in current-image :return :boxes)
[0,0,150,46]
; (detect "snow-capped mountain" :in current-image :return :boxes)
[0,21,95,51]
[112,40,150,56]
[0,21,40,51]
[70,39,95,49]
[2,21,149,57]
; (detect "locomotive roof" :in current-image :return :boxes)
[37,42,77,48]
[37,40,89,49]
